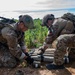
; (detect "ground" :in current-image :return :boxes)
[0,48,75,75]
[0,61,75,75]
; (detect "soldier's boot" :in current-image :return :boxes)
[46,54,65,70]
[46,63,65,70]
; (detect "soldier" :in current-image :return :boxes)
[38,14,75,69]
[0,15,34,68]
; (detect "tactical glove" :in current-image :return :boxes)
[25,56,34,65]
[24,52,34,65]
[37,47,45,55]
[24,52,30,57]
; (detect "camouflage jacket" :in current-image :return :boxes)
[44,18,74,47]
[0,23,26,59]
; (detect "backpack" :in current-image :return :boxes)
[0,17,16,24]
[0,17,16,29]
[61,13,75,26]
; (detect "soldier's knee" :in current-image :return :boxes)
[54,58,64,65]
[56,39,67,51]
[3,58,17,68]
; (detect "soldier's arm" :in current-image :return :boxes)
[19,33,28,53]
[41,33,55,50]
[1,27,27,60]
[44,24,58,46]
[18,35,29,56]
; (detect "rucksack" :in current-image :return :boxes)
[0,16,16,29]
[61,13,75,26]
[0,17,16,24]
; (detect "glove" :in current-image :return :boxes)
[25,56,34,65]
[37,47,45,55]
[24,52,34,64]
[24,52,30,57]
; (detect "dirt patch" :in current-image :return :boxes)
[0,61,75,75]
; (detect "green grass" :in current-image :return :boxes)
[25,18,48,48]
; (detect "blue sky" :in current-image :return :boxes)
[0,0,75,19]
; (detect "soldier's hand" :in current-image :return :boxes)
[25,56,34,65]
[24,55,28,59]
[37,47,45,55]
[23,48,28,53]
[45,36,53,44]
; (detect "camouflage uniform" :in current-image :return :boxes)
[0,23,27,67]
[0,15,34,67]
[43,18,75,65]
[53,34,75,65]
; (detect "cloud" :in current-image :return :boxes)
[0,7,75,19]
[0,0,75,19]
[36,0,75,9]
[0,0,75,11]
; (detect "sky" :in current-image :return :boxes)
[0,0,75,19]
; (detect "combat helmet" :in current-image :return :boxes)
[42,14,55,26]
[19,15,34,29]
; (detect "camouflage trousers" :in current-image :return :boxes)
[0,43,17,68]
[52,34,75,65]
[68,48,75,61]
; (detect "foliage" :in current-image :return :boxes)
[25,18,48,48]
